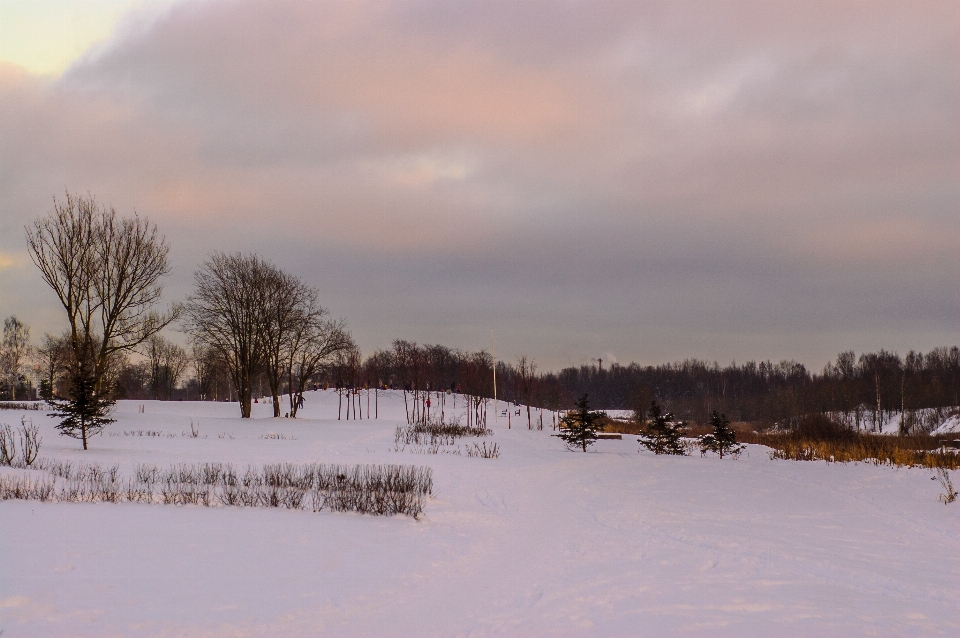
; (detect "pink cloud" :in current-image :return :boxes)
[1,1,957,367]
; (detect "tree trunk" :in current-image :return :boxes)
[240,386,253,419]
[269,377,281,418]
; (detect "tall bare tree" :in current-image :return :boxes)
[26,192,174,448]
[191,343,229,401]
[143,335,189,400]
[34,332,70,399]
[515,356,537,429]
[259,266,311,417]
[285,302,353,418]
[1,316,31,400]
[182,253,271,418]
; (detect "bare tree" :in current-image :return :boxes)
[259,266,312,417]
[25,193,175,448]
[117,359,151,399]
[182,253,273,418]
[191,343,229,401]
[1,316,32,400]
[516,356,537,429]
[143,335,189,400]
[284,301,353,417]
[34,332,70,399]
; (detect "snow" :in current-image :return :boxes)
[1,390,958,637]
[826,407,960,436]
[933,414,960,436]
[602,409,635,419]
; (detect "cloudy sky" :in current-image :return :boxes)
[1,0,957,370]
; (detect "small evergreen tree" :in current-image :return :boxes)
[638,400,686,455]
[698,411,745,459]
[556,393,603,452]
[48,357,115,451]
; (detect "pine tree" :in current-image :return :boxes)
[698,411,745,459]
[48,358,115,451]
[638,400,686,455]
[556,393,603,452]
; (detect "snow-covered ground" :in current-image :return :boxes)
[826,407,960,436]
[1,390,958,637]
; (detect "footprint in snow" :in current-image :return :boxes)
[475,490,506,510]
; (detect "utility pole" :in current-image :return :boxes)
[492,329,498,426]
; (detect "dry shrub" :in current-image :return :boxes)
[0,474,56,501]
[161,481,211,506]
[465,442,500,458]
[932,468,957,504]
[0,420,43,467]
[0,424,16,465]
[2,460,434,518]
[0,402,43,411]
[395,419,490,447]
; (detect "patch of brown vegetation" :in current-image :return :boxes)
[741,415,960,469]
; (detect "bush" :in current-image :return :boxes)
[0,419,42,468]
[19,418,41,466]
[932,468,957,504]
[0,475,56,501]
[0,424,16,465]
[465,442,500,458]
[395,418,490,447]
[1,461,434,518]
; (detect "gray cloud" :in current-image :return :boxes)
[1,0,957,369]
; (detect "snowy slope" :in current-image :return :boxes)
[1,391,958,637]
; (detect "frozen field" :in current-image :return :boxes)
[1,390,958,637]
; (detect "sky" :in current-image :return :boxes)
[0,0,957,371]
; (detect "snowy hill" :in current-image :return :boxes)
[1,390,958,636]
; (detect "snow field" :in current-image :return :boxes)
[1,390,958,637]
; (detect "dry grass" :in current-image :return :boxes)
[742,416,960,470]
[758,438,960,469]
[599,417,642,435]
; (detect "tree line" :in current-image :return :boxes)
[20,192,353,448]
[507,350,960,434]
[9,192,960,448]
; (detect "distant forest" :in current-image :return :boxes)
[10,319,960,433]
[84,341,960,431]
[322,343,960,432]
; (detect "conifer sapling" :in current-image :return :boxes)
[638,400,686,455]
[698,410,745,459]
[556,393,603,452]
[48,359,115,450]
